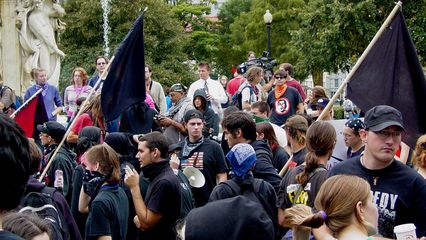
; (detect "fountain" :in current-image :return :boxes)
[100,0,111,57]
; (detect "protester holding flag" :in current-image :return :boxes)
[24,68,62,121]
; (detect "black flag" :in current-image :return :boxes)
[347,10,426,148]
[101,12,146,122]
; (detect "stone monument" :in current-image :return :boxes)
[0,0,65,96]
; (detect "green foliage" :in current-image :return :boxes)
[333,105,344,120]
[59,0,192,92]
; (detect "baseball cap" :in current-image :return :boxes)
[169,83,187,93]
[226,143,256,177]
[364,105,404,131]
[316,97,330,109]
[37,121,66,140]
[184,109,204,122]
[284,115,308,132]
[345,118,365,133]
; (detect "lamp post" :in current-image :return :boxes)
[264,9,273,59]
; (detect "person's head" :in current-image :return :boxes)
[311,86,327,99]
[296,121,336,187]
[198,62,211,80]
[273,69,288,86]
[193,89,207,111]
[37,121,66,145]
[184,109,204,141]
[33,68,47,86]
[246,66,263,84]
[222,111,257,147]
[361,105,404,166]
[137,132,169,167]
[75,126,101,156]
[284,114,308,146]
[226,143,256,179]
[145,64,152,81]
[413,134,426,169]
[84,144,121,184]
[256,122,279,147]
[82,94,103,122]
[283,175,378,237]
[76,97,86,110]
[219,75,228,88]
[343,118,365,149]
[247,51,256,60]
[315,97,332,120]
[169,83,187,104]
[0,113,31,211]
[250,101,270,119]
[105,132,132,157]
[3,212,52,240]
[95,56,108,73]
[71,67,89,86]
[279,63,293,76]
[28,139,43,175]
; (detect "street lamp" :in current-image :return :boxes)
[263,9,273,59]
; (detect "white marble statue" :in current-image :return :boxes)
[16,0,65,88]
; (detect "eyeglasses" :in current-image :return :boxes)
[372,130,402,140]
[274,76,284,79]
[97,62,106,65]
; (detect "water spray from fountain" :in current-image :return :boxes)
[100,0,111,57]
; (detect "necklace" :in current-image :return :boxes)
[360,155,379,186]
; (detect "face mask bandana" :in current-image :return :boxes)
[82,169,107,198]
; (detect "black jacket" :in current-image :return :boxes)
[193,89,219,138]
[250,140,282,192]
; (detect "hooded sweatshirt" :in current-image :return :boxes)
[250,140,282,192]
[193,89,219,138]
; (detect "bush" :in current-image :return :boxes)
[333,105,344,119]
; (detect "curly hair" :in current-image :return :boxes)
[413,134,426,168]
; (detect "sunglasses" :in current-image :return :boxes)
[274,76,285,79]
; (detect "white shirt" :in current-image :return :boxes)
[187,78,227,114]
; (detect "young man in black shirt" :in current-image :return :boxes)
[125,132,181,240]
[329,105,426,238]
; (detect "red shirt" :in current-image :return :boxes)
[226,76,246,98]
[286,78,306,101]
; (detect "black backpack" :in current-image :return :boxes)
[231,85,253,110]
[20,186,70,240]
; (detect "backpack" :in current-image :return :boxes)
[231,85,253,110]
[20,186,70,240]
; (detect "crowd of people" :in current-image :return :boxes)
[0,53,426,240]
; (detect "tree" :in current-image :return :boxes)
[59,0,194,92]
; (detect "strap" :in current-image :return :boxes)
[292,185,304,207]
[40,186,56,197]
[292,166,327,206]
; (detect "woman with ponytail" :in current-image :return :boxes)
[277,121,336,237]
[282,175,378,239]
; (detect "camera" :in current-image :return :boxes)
[238,51,277,80]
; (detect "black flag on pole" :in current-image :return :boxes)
[101,12,146,122]
[347,10,426,148]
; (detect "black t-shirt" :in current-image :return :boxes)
[179,139,228,207]
[85,185,129,240]
[329,156,426,238]
[141,166,181,240]
[267,86,302,126]
[0,231,24,240]
[277,165,327,209]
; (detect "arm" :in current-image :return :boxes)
[78,186,90,214]
[0,88,13,109]
[67,130,79,143]
[159,117,186,133]
[124,167,162,230]
[262,79,274,93]
[157,84,168,115]
[296,102,304,114]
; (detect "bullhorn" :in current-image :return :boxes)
[183,166,205,188]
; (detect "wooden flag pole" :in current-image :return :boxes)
[317,1,402,121]
[38,56,115,182]
[10,88,43,119]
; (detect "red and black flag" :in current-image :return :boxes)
[15,92,48,138]
[101,11,146,122]
[347,10,426,148]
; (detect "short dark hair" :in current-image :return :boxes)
[198,62,211,71]
[28,139,43,175]
[3,212,52,239]
[95,56,109,64]
[280,63,293,75]
[0,113,31,210]
[251,101,270,116]
[139,132,169,159]
[222,111,257,142]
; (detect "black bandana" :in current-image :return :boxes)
[141,160,169,180]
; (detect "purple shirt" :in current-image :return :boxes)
[24,83,62,121]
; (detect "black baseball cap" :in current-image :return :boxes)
[184,109,204,122]
[37,121,66,140]
[364,105,404,131]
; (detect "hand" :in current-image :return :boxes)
[124,166,140,189]
[169,153,180,170]
[133,215,141,229]
[159,117,172,127]
[206,94,213,101]
[52,107,62,116]
[0,102,4,110]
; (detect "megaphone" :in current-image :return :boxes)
[183,166,205,188]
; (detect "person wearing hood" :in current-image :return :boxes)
[160,83,194,144]
[222,111,282,192]
[192,89,219,139]
[124,132,181,240]
[37,121,77,204]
